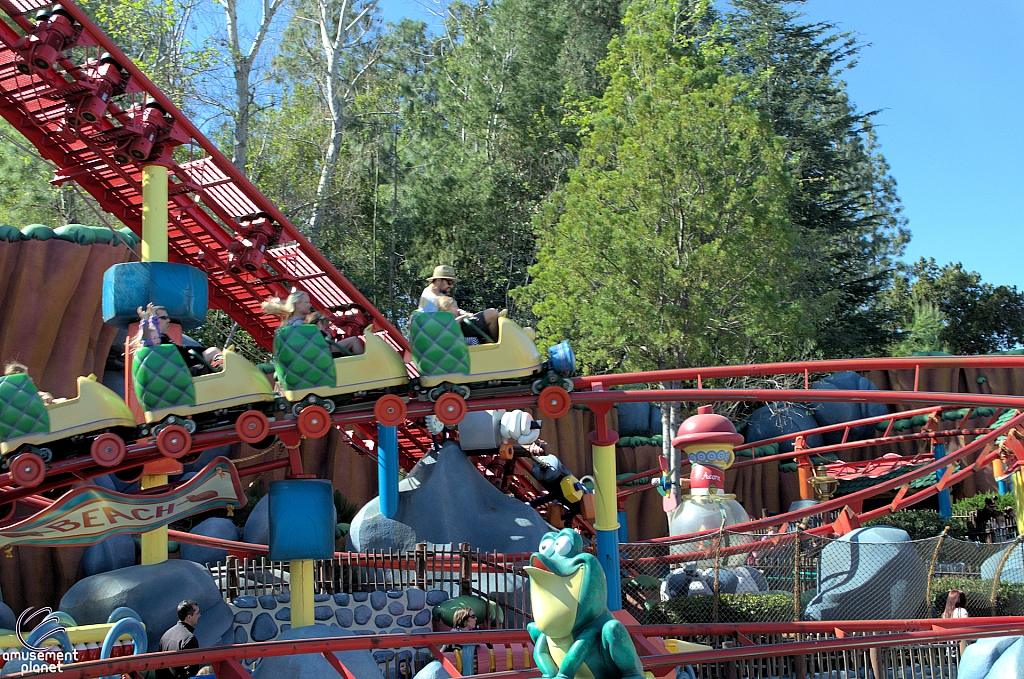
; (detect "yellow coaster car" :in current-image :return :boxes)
[0,373,136,487]
[409,312,576,425]
[132,346,275,457]
[274,325,409,406]
[411,313,543,391]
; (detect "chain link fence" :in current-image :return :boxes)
[622,528,1024,624]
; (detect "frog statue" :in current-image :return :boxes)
[525,529,644,679]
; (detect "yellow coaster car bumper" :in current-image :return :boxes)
[282,332,409,402]
[418,317,542,388]
[1,376,136,456]
[144,349,274,423]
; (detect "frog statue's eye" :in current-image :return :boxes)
[539,538,555,556]
[553,534,573,556]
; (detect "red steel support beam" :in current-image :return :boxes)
[572,356,1024,389]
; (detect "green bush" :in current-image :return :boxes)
[645,592,795,624]
[863,510,948,540]
[952,492,1016,516]
[931,576,1024,617]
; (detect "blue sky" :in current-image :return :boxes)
[798,0,1024,289]
[376,0,1024,290]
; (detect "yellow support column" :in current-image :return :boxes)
[290,559,315,627]
[139,161,172,565]
[140,467,168,564]
[141,164,168,263]
[592,438,619,534]
[1014,471,1024,536]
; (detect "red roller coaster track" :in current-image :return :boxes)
[0,0,407,353]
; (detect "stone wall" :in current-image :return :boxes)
[228,587,448,644]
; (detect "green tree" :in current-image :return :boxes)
[396,0,625,319]
[723,0,909,358]
[81,0,216,112]
[887,259,1024,355]
[523,0,802,374]
[521,0,806,477]
[891,301,949,356]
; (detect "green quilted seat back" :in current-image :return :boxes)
[133,344,196,412]
[0,374,50,442]
[274,325,337,392]
[409,311,471,377]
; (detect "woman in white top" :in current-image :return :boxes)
[942,589,969,653]
[942,589,969,619]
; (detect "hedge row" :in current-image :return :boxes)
[0,223,140,247]
[645,592,795,624]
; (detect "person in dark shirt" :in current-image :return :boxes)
[974,497,999,542]
[304,311,365,356]
[136,304,221,376]
[155,600,203,679]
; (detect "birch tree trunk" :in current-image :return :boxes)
[218,0,289,174]
[307,0,379,238]
[661,380,685,505]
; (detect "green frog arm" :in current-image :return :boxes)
[602,619,645,679]
[553,627,600,679]
[528,622,559,679]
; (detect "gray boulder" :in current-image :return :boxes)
[243,494,270,545]
[809,372,888,445]
[0,584,14,631]
[180,517,239,566]
[81,534,137,576]
[958,636,1022,679]
[981,545,1024,582]
[347,441,549,553]
[803,526,927,621]
[661,566,767,599]
[744,403,822,453]
[617,402,655,436]
[985,637,1024,679]
[59,560,233,653]
[414,660,451,679]
[661,564,710,601]
[252,625,386,679]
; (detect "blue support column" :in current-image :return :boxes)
[378,424,398,519]
[934,442,951,519]
[595,529,622,611]
[617,510,628,543]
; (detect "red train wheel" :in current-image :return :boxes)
[235,410,271,444]
[91,433,126,467]
[374,395,407,427]
[11,452,45,488]
[538,386,571,419]
[156,425,192,459]
[434,392,467,426]
[297,405,331,439]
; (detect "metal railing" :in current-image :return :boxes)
[43,618,1024,679]
[209,543,533,629]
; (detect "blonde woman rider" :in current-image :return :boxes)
[260,291,312,327]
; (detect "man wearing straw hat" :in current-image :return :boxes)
[419,265,499,342]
